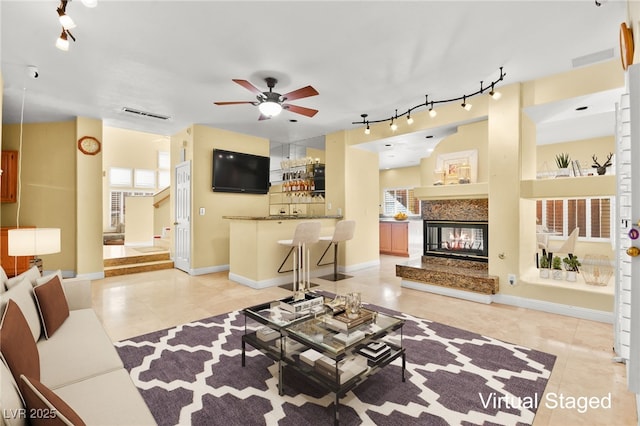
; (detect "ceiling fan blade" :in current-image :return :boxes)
[232,79,264,96]
[258,114,271,121]
[282,85,318,101]
[213,101,255,105]
[283,104,319,117]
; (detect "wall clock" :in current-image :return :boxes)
[78,136,101,155]
[620,22,634,70]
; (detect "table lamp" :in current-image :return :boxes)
[8,228,61,273]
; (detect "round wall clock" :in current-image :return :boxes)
[78,136,101,155]
[620,22,634,70]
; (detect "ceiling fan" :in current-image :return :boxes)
[214,77,319,120]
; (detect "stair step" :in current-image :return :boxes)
[104,260,174,277]
[104,252,170,267]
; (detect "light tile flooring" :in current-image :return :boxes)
[94,249,636,425]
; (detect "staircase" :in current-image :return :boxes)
[104,250,174,277]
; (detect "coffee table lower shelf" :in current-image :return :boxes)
[242,332,406,425]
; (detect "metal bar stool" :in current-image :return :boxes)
[277,221,321,293]
[317,220,356,282]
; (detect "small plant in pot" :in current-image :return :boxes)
[563,255,581,282]
[555,153,571,177]
[539,253,551,279]
[552,256,563,280]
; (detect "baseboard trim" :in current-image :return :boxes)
[492,294,613,323]
[344,259,381,273]
[190,264,229,276]
[401,279,493,304]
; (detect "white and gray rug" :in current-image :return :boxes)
[115,303,555,425]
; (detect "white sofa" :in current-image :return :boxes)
[0,266,156,426]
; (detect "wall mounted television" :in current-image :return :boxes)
[211,149,270,194]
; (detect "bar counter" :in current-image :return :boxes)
[224,215,342,288]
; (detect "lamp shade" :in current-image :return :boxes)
[8,228,61,256]
[258,101,282,117]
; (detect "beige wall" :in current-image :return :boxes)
[124,196,154,245]
[1,122,77,274]
[537,136,615,174]
[102,126,170,232]
[170,124,270,272]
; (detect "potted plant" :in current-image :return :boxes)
[555,153,571,177]
[539,254,550,279]
[552,255,563,280]
[563,255,581,282]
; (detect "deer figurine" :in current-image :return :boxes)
[592,153,613,175]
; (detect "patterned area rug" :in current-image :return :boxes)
[115,303,555,426]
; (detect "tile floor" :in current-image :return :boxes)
[93,250,636,425]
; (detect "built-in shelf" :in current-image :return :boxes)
[521,268,614,296]
[414,182,488,200]
[520,175,616,199]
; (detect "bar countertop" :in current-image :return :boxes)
[223,215,343,220]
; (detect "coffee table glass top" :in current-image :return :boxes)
[243,294,329,328]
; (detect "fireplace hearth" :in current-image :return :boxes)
[424,220,488,262]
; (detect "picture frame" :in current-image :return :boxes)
[435,150,478,184]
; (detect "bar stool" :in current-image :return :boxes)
[317,220,356,282]
[277,221,321,293]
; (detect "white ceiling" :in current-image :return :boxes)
[0,1,628,169]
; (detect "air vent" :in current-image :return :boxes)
[571,48,614,68]
[122,107,170,121]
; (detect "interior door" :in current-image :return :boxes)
[174,161,191,273]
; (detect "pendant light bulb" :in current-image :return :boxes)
[429,102,437,118]
[406,114,414,125]
[364,123,370,135]
[56,30,70,51]
[57,8,76,30]
[390,120,398,131]
[461,96,472,111]
[81,0,98,7]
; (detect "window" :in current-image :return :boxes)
[537,197,612,241]
[109,167,132,187]
[134,169,155,189]
[383,188,420,216]
[158,151,170,170]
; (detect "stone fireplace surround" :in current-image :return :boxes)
[396,198,499,297]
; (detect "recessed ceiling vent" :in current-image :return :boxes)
[571,48,614,68]
[121,107,170,121]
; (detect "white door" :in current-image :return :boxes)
[174,161,191,273]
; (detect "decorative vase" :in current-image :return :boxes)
[539,268,550,279]
[566,271,577,282]
[556,168,570,178]
[581,255,614,286]
[552,269,563,280]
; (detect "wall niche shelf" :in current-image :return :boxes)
[414,182,488,200]
[520,175,616,199]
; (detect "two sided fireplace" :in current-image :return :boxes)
[424,220,488,262]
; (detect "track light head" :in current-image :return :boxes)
[390,120,398,131]
[56,30,69,51]
[406,114,414,125]
[364,123,370,135]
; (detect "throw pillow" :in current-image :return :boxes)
[35,270,63,288]
[0,300,40,386]
[0,278,42,342]
[0,266,8,294]
[6,266,41,290]
[33,275,69,339]
[19,375,86,426]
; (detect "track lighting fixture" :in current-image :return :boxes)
[461,95,472,111]
[354,67,506,133]
[53,0,96,51]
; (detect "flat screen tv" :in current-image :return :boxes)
[211,149,270,194]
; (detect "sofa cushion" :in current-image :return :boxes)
[0,300,40,385]
[53,369,155,426]
[1,360,27,426]
[38,309,124,389]
[6,266,41,289]
[0,278,42,342]
[34,275,69,339]
[19,375,86,426]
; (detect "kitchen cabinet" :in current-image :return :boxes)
[379,221,409,257]
[1,151,18,203]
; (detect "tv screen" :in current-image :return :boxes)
[212,149,270,194]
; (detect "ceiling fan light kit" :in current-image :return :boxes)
[354,67,506,134]
[215,77,319,121]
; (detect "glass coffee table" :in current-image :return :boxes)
[242,293,405,425]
